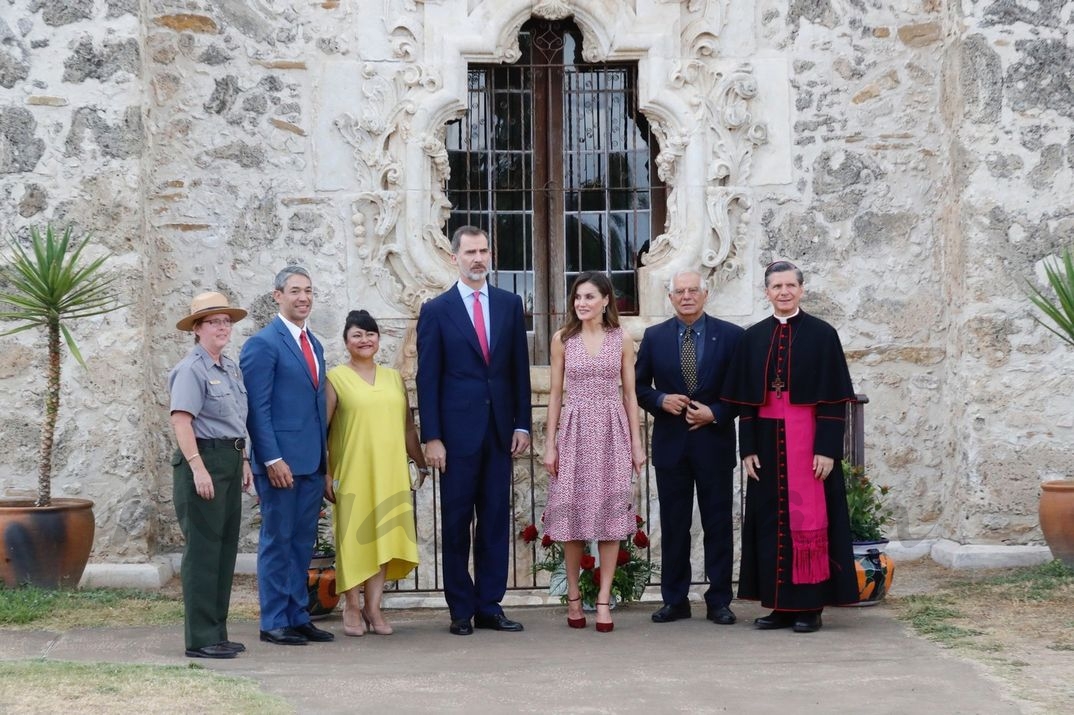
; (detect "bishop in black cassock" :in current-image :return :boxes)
[721,262,858,633]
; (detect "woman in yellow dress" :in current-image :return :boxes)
[325,310,426,636]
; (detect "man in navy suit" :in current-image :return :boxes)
[417,226,532,635]
[241,266,334,645]
[635,268,744,626]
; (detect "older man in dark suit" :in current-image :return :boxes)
[417,225,532,636]
[636,268,744,625]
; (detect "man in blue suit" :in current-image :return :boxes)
[241,266,334,645]
[635,268,744,626]
[417,226,532,636]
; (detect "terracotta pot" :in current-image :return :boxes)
[1040,480,1074,568]
[307,553,340,619]
[0,498,96,589]
[851,539,894,606]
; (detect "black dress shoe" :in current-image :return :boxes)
[474,613,524,631]
[186,644,237,659]
[706,605,737,625]
[449,618,473,636]
[651,602,692,623]
[292,622,335,642]
[754,610,795,630]
[218,640,246,653]
[260,627,308,645]
[793,612,823,633]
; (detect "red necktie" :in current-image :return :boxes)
[300,329,319,387]
[472,291,490,364]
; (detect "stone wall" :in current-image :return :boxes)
[1,1,1072,564]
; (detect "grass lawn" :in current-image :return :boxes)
[0,660,289,713]
[0,583,280,712]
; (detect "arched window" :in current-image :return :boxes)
[446,18,664,363]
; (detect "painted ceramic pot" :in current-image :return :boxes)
[307,553,340,618]
[852,539,894,605]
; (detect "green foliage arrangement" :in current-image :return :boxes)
[843,459,893,543]
[1026,247,1074,349]
[0,225,126,506]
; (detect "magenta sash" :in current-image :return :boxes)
[759,391,830,584]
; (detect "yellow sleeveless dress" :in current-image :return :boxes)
[327,365,418,591]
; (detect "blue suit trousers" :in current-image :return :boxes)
[254,471,324,630]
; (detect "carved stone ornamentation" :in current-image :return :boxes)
[642,124,688,267]
[657,59,767,285]
[336,61,449,312]
[344,0,769,312]
[384,0,424,61]
[534,0,573,21]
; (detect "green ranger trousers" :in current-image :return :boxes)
[172,446,242,650]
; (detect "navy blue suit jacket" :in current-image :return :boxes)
[635,313,743,471]
[240,316,328,476]
[416,283,531,457]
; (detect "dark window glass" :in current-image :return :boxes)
[444,19,662,362]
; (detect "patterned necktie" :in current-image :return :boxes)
[300,329,319,387]
[681,327,698,395]
[472,291,490,364]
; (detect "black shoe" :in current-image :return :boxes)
[449,618,474,636]
[651,602,692,623]
[754,611,795,630]
[218,640,246,653]
[186,644,237,659]
[706,605,737,625]
[474,613,524,631]
[292,622,335,642]
[260,627,308,645]
[793,612,823,633]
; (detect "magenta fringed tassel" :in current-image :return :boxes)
[792,528,830,584]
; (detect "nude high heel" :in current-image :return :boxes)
[342,601,366,637]
[566,596,586,629]
[362,608,394,635]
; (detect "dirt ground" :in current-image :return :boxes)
[887,559,1074,714]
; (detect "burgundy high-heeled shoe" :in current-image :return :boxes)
[567,596,586,629]
[595,602,613,633]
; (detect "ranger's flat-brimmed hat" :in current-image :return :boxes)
[176,291,248,331]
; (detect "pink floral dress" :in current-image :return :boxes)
[543,327,636,541]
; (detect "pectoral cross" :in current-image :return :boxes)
[771,376,784,398]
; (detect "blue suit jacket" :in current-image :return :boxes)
[635,313,743,471]
[240,316,328,476]
[416,283,531,457]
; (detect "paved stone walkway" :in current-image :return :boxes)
[1,600,1025,713]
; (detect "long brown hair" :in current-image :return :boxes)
[559,271,620,343]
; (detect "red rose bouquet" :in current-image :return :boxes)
[518,515,657,606]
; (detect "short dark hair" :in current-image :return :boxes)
[450,225,488,254]
[343,309,379,339]
[274,265,311,291]
[764,260,804,287]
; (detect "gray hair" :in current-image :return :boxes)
[667,268,707,294]
[450,225,488,254]
[763,261,804,287]
[274,265,311,291]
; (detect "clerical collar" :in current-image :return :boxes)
[773,308,800,324]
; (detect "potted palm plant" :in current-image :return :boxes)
[1027,247,1074,567]
[844,459,895,604]
[0,225,126,588]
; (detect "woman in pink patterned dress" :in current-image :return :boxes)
[543,271,646,632]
